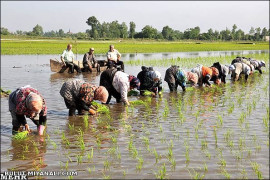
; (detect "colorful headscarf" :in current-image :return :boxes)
[210,67,219,77]
[129,75,140,90]
[94,86,109,103]
[186,72,198,85]
[176,68,187,86]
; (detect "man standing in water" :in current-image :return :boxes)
[60,44,81,73]
[106,45,124,71]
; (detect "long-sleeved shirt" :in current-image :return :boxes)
[61,49,74,63]
[106,49,121,62]
[83,52,96,65]
[9,86,47,118]
[176,69,187,87]
[164,65,179,83]
[112,71,129,104]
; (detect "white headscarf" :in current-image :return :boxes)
[152,71,161,80]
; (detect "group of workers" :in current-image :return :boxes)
[8,50,266,136]
[60,44,124,73]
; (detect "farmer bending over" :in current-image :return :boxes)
[60,79,108,116]
[9,85,47,135]
[100,68,140,105]
[191,65,220,87]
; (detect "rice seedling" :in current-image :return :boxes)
[104,159,111,171]
[213,127,218,144]
[142,136,150,151]
[102,172,111,179]
[92,101,110,115]
[67,175,73,180]
[87,166,95,174]
[227,103,235,114]
[13,131,29,140]
[23,144,29,152]
[152,148,161,163]
[155,163,167,179]
[123,169,127,177]
[250,161,263,180]
[204,149,211,160]
[136,156,144,171]
[201,139,208,150]
[219,157,227,168]
[252,99,257,109]
[224,129,233,142]
[217,115,223,126]
[87,148,94,162]
[129,100,145,106]
[187,168,205,180]
[65,160,69,170]
[50,140,57,150]
[204,163,208,172]
[238,112,246,126]
[83,114,89,128]
[240,168,248,179]
[163,99,169,118]
[238,137,245,150]
[76,154,83,164]
[221,168,231,179]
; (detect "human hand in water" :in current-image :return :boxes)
[25,124,31,133]
[89,108,96,115]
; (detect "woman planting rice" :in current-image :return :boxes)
[9,85,47,135]
[100,67,140,105]
[60,79,108,116]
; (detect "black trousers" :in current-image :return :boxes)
[107,61,124,71]
[83,63,100,72]
[167,81,185,92]
[100,70,121,104]
[60,62,81,73]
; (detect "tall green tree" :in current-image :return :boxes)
[162,26,173,40]
[58,29,65,37]
[207,28,214,40]
[1,27,9,35]
[255,27,261,41]
[86,16,100,39]
[249,27,255,36]
[120,22,128,38]
[129,21,136,38]
[141,25,158,39]
[231,24,237,40]
[109,21,121,38]
[32,24,43,36]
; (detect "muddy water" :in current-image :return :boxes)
[1,55,269,179]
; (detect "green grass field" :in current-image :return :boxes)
[1,38,269,55]
[125,53,270,68]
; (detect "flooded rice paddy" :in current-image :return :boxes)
[1,53,269,179]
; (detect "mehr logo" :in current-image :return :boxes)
[1,171,27,180]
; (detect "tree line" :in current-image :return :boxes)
[1,16,269,41]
